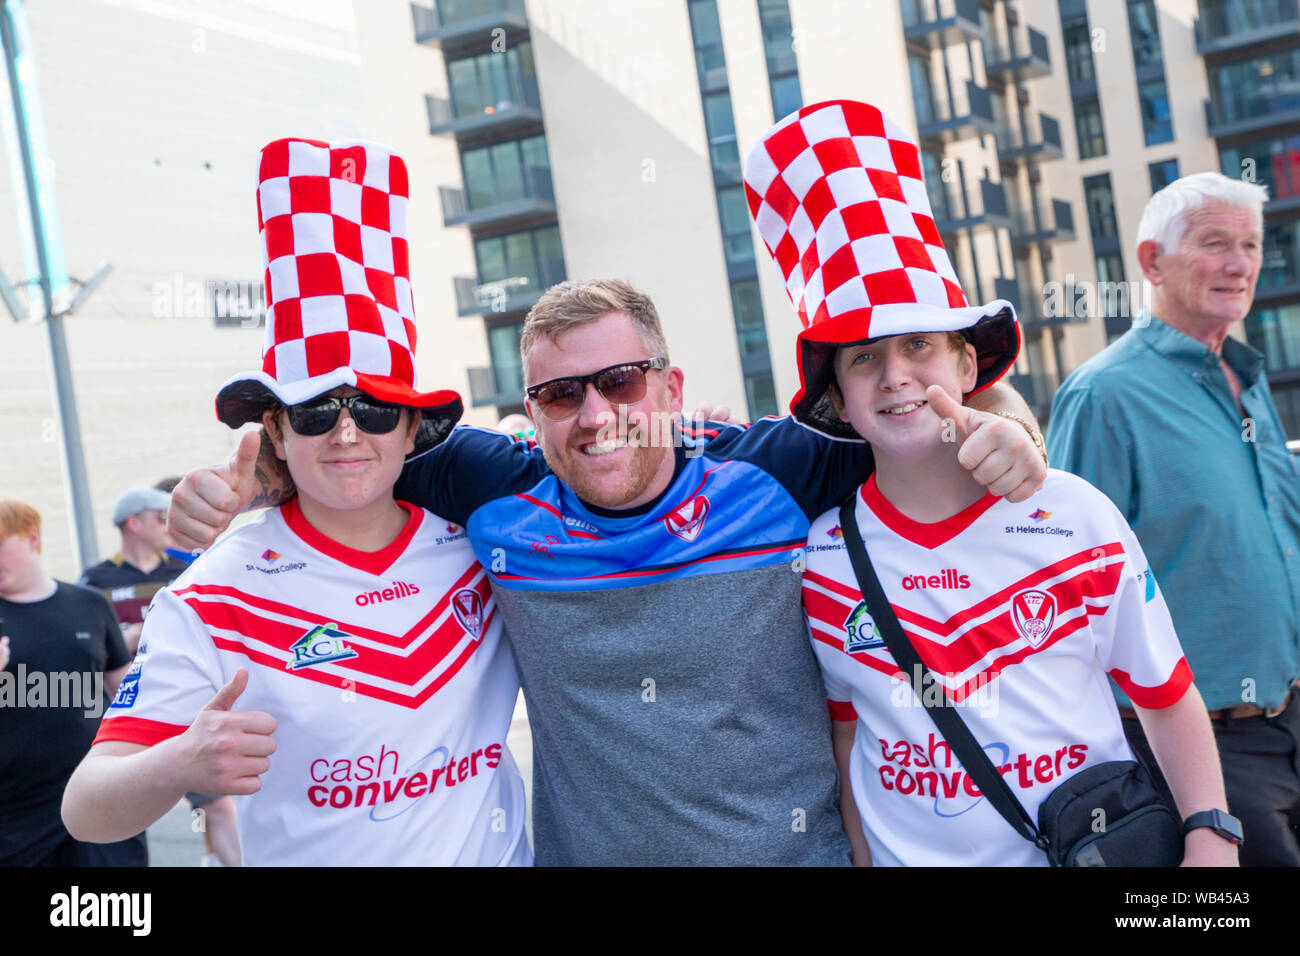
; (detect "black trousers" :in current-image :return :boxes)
[1123,685,1300,867]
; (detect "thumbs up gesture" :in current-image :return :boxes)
[926,385,1047,503]
[167,430,268,551]
[175,669,277,796]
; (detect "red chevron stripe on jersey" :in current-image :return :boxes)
[171,558,482,648]
[168,562,494,707]
[804,546,1127,701]
[181,592,491,683]
[209,628,485,709]
[893,542,1125,635]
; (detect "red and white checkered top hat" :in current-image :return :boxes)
[744,100,1019,439]
[215,138,462,457]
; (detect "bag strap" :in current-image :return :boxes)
[837,496,1048,850]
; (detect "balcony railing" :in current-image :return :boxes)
[931,178,1010,233]
[917,80,996,144]
[467,363,525,408]
[411,0,528,54]
[1010,198,1076,247]
[996,112,1064,164]
[425,72,543,139]
[1195,0,1300,56]
[440,166,556,229]
[453,256,566,317]
[902,0,984,49]
[1205,88,1300,140]
[984,25,1051,81]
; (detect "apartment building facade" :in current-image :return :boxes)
[8,0,1298,577]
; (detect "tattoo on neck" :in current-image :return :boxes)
[250,427,294,509]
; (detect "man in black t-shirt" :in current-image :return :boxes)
[0,499,141,866]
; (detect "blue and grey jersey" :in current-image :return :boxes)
[397,416,873,865]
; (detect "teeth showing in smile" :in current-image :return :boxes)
[583,438,627,456]
[882,401,926,415]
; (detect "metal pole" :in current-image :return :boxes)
[0,0,99,567]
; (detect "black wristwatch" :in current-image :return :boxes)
[1181,809,1244,845]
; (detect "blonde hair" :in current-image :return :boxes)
[0,499,41,548]
[520,279,669,380]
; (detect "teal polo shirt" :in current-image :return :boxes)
[1047,315,1300,712]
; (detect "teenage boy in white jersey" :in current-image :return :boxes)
[61,138,530,866]
[744,100,1241,866]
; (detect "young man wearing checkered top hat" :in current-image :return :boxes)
[62,138,531,866]
[746,99,1239,866]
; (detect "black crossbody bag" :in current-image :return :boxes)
[837,498,1183,867]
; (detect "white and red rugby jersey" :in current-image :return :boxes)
[95,499,530,867]
[802,469,1192,867]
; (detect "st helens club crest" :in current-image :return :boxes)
[452,588,484,639]
[1011,588,1056,648]
[664,495,710,543]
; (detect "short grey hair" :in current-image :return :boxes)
[1137,172,1268,255]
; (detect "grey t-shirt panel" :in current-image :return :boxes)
[497,563,851,866]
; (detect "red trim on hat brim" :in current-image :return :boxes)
[351,372,461,411]
[788,304,1020,438]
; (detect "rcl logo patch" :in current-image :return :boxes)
[452,589,484,639]
[664,495,710,542]
[1011,588,1056,648]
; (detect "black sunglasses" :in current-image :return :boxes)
[285,395,405,436]
[525,358,668,421]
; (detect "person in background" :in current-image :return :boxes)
[0,499,141,866]
[1048,172,1300,865]
[80,485,188,657]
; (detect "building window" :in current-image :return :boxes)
[1148,158,1179,193]
[1126,0,1164,67]
[717,186,754,266]
[1138,80,1173,145]
[1095,251,1126,283]
[1260,218,1300,291]
[730,280,769,355]
[487,322,525,396]
[1062,16,1095,85]
[689,0,726,83]
[446,43,537,118]
[770,73,802,120]
[460,135,552,210]
[473,224,564,289]
[1246,302,1300,374]
[758,0,802,118]
[703,90,741,175]
[921,149,950,220]
[1209,48,1300,125]
[1220,133,1300,202]
[1074,96,1107,159]
[1084,174,1120,239]
[909,53,936,126]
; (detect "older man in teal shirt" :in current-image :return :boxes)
[1049,172,1300,865]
